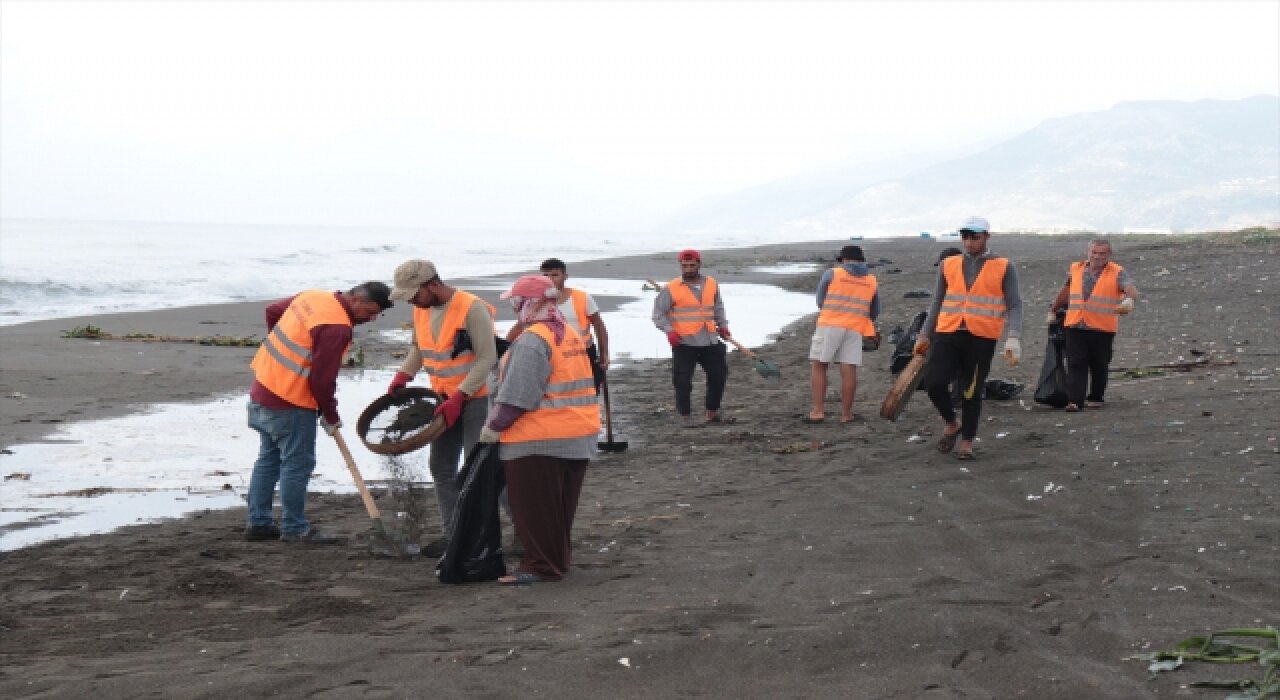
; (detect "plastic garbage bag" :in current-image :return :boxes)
[1034,317,1069,408]
[436,443,507,584]
[890,310,928,375]
[984,379,1024,400]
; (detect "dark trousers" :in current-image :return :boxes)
[672,342,729,416]
[924,330,996,440]
[586,344,605,394]
[1064,327,1115,406]
[504,455,588,581]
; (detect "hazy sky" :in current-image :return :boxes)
[2,1,1276,232]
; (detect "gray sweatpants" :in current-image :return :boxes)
[429,396,487,538]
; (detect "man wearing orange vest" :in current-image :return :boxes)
[1047,239,1139,412]
[652,248,731,426]
[505,258,610,393]
[387,260,498,557]
[478,274,601,585]
[913,216,1024,460]
[806,244,880,424]
[245,282,393,544]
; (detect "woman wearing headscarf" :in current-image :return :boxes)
[478,274,601,585]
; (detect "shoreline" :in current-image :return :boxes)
[1,231,1277,696]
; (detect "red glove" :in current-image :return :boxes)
[666,330,682,348]
[434,390,468,428]
[387,371,413,396]
[717,325,731,339]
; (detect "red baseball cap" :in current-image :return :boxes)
[677,249,701,262]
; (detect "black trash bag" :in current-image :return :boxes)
[436,443,507,584]
[890,311,928,375]
[984,379,1024,401]
[1034,318,1069,408]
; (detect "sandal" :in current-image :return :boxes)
[706,414,737,425]
[801,415,825,424]
[937,431,959,453]
[954,448,976,460]
[498,572,544,586]
[840,414,864,424]
[1064,403,1081,413]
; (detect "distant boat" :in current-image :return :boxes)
[848,235,863,240]
[936,230,961,241]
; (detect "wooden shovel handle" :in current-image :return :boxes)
[332,429,382,520]
[725,336,758,360]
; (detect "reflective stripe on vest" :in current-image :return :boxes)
[936,256,1009,340]
[565,288,593,344]
[499,324,601,444]
[250,290,351,409]
[415,290,494,398]
[1064,261,1123,332]
[666,276,718,337]
[816,268,877,335]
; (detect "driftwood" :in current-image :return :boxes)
[61,325,261,347]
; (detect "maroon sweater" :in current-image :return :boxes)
[249,292,354,424]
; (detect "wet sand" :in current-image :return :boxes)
[1,232,1277,698]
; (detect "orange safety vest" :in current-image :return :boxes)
[414,290,494,398]
[250,290,351,409]
[1064,261,1124,332]
[936,256,1009,340]
[499,324,601,444]
[563,288,594,345]
[666,276,719,336]
[816,268,877,335]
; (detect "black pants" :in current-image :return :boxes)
[586,344,606,394]
[1064,327,1115,406]
[923,330,996,440]
[672,342,728,416]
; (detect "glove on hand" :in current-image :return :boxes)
[913,338,930,356]
[387,371,413,396]
[717,325,731,339]
[666,330,682,348]
[320,415,342,437]
[1117,297,1135,315]
[434,391,467,428]
[1045,310,1058,325]
[1003,337,1021,367]
[478,426,501,444]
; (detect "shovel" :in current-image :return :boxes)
[597,377,629,452]
[331,429,417,558]
[726,337,783,380]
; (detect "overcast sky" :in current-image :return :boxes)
[2,1,1276,232]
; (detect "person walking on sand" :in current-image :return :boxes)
[505,258,610,394]
[913,216,1024,460]
[652,249,732,426]
[1047,239,1139,412]
[478,274,600,585]
[385,260,498,557]
[245,282,394,544]
[806,244,879,424]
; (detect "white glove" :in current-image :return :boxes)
[1045,310,1058,324]
[1002,337,1021,367]
[478,426,501,444]
[1117,297,1135,315]
[320,416,342,436]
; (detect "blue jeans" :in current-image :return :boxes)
[246,401,318,535]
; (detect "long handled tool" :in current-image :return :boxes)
[331,429,416,557]
[880,353,927,421]
[726,337,783,380]
[597,377,629,452]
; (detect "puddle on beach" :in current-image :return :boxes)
[0,279,813,550]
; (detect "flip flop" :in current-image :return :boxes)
[801,416,825,424]
[840,414,864,424]
[706,415,738,425]
[498,572,544,586]
[937,431,959,453]
[954,449,976,461]
[1064,403,1081,413]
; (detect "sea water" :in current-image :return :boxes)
[0,218,850,326]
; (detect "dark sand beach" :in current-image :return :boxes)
[1,233,1276,698]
